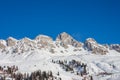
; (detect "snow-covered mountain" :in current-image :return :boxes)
[0,32,120,80]
[0,32,119,55]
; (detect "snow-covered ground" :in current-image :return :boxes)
[0,47,120,80]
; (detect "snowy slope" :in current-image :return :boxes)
[0,32,120,80]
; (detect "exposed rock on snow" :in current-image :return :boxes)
[17,37,36,53]
[0,32,120,80]
[56,32,82,48]
[7,37,17,47]
[35,35,55,49]
[110,44,120,52]
[84,38,108,54]
[0,40,6,49]
[35,35,53,42]
[0,32,119,55]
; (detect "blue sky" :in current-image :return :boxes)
[0,0,120,44]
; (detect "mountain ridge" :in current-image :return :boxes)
[0,32,119,54]
[0,32,120,80]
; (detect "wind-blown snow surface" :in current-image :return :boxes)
[0,47,120,80]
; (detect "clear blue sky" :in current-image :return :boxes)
[0,0,120,44]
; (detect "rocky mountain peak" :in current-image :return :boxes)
[19,37,35,46]
[56,32,71,41]
[0,32,119,55]
[7,37,17,47]
[56,32,82,48]
[110,44,120,52]
[35,35,54,49]
[35,35,53,42]
[85,38,108,54]
[86,38,97,44]
[0,40,7,49]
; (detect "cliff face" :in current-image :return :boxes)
[35,35,54,49]
[7,37,17,47]
[56,32,82,48]
[0,40,6,49]
[110,44,120,52]
[84,38,108,54]
[0,32,119,55]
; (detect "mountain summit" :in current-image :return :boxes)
[0,32,120,80]
[56,32,82,48]
[84,38,108,54]
[0,32,119,54]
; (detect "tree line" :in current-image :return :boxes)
[0,65,62,80]
[52,59,93,80]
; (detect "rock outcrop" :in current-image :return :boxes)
[84,38,108,55]
[0,32,119,55]
[15,37,37,53]
[7,37,17,47]
[35,35,54,49]
[110,44,120,52]
[56,32,82,48]
[0,40,6,49]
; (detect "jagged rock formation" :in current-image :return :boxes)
[7,37,17,47]
[35,35,55,49]
[84,38,108,54]
[0,32,119,55]
[56,32,82,48]
[15,37,37,53]
[0,40,6,49]
[110,44,120,52]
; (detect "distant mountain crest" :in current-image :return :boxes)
[56,32,82,48]
[0,32,119,54]
[85,38,108,54]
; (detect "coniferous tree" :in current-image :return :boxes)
[57,72,60,76]
[90,76,93,80]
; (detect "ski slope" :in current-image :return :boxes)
[0,48,120,80]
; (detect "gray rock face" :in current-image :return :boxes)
[0,40,6,49]
[21,37,36,46]
[35,35,53,43]
[0,32,119,55]
[7,37,17,47]
[56,32,82,48]
[110,44,120,52]
[18,37,36,51]
[85,38,108,55]
[35,35,54,48]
